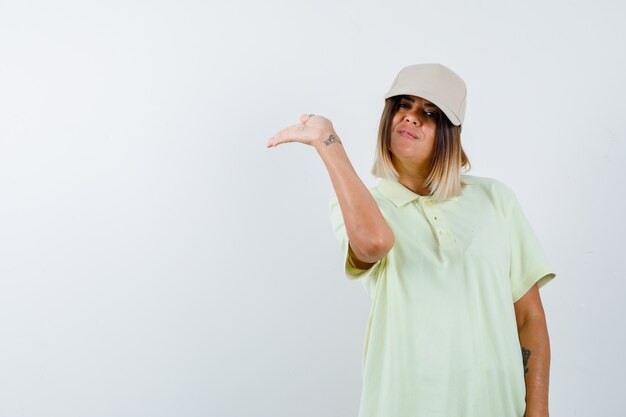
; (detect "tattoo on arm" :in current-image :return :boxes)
[324,134,342,146]
[521,346,531,374]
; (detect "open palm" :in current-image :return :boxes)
[266,114,336,149]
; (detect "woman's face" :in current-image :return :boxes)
[389,95,439,171]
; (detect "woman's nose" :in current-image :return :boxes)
[405,113,421,125]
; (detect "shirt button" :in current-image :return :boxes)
[426,200,433,206]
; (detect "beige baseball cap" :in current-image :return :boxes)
[383,63,467,126]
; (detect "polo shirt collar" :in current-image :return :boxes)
[377,177,428,207]
[376,177,463,207]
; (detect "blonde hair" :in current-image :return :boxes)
[371,96,472,201]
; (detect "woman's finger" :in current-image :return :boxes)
[267,126,287,148]
[267,114,324,148]
[299,113,315,125]
[267,124,297,148]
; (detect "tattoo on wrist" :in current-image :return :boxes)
[323,134,341,146]
[521,346,531,374]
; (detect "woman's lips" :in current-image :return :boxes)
[398,129,418,139]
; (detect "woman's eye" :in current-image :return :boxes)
[424,111,436,118]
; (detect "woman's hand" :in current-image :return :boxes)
[266,114,337,151]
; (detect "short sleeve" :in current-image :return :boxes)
[328,196,387,281]
[503,187,557,302]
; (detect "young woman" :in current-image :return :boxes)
[267,63,556,417]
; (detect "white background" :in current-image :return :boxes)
[1,0,624,416]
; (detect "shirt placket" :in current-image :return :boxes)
[417,197,456,246]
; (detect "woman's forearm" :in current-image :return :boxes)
[316,132,394,262]
[517,317,551,417]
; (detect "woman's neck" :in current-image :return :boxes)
[394,162,432,196]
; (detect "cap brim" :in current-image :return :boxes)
[384,90,462,126]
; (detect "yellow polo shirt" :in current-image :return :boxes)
[328,174,556,417]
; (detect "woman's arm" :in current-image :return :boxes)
[268,114,394,264]
[315,131,394,264]
[513,283,551,417]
